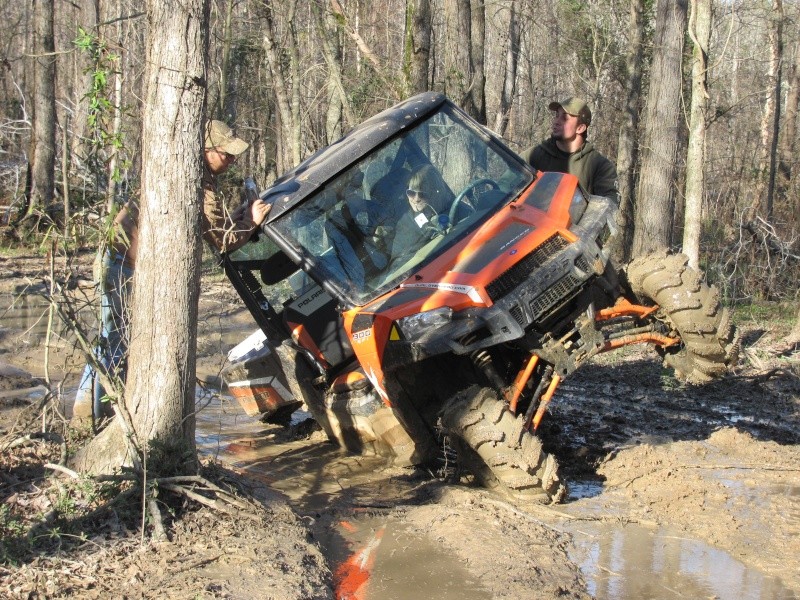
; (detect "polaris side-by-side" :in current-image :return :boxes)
[221,93,738,502]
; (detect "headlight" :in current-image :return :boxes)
[568,188,588,224]
[396,307,453,341]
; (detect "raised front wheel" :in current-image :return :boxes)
[625,250,740,383]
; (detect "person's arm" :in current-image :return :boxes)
[201,181,270,253]
[592,156,619,205]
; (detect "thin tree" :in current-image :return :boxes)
[683,0,712,270]
[760,0,783,221]
[631,0,688,256]
[492,0,519,138]
[72,0,208,474]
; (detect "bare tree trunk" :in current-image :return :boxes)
[444,0,472,110]
[613,0,644,263]
[217,0,234,120]
[765,0,783,221]
[69,0,99,168]
[405,0,431,95]
[790,305,800,344]
[312,1,354,142]
[493,1,519,137]
[683,0,711,270]
[631,0,687,256]
[778,56,798,198]
[469,0,486,124]
[755,0,783,219]
[262,1,300,171]
[27,0,57,224]
[105,11,124,214]
[72,0,208,474]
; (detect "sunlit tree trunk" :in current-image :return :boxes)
[444,0,472,109]
[613,0,644,263]
[683,0,711,270]
[632,0,687,256]
[262,0,300,170]
[312,1,353,141]
[405,0,431,95]
[764,0,783,221]
[778,48,799,222]
[27,0,57,225]
[72,0,208,474]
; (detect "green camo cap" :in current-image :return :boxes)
[548,98,592,126]
[204,120,249,155]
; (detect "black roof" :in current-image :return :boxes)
[261,92,448,221]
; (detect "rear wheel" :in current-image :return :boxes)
[625,250,739,383]
[440,386,566,504]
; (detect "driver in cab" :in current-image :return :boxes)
[390,165,453,261]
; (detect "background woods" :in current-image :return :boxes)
[0,0,798,305]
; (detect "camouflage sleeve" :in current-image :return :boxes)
[200,180,256,253]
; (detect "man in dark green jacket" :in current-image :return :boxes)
[521,98,619,204]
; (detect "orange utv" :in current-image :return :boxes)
[221,93,739,503]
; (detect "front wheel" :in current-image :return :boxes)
[625,250,739,383]
[440,386,566,504]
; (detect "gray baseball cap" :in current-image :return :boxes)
[549,98,592,126]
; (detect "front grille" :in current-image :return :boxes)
[486,234,570,301]
[529,273,583,321]
[509,304,526,327]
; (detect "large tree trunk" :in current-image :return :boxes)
[613,0,644,263]
[27,0,57,224]
[631,0,687,256]
[72,0,208,475]
[405,0,431,95]
[683,0,711,270]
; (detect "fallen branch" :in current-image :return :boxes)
[44,462,79,479]
[158,482,261,521]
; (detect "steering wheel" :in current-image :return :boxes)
[448,178,500,225]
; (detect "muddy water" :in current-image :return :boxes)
[563,487,794,600]
[1,292,795,599]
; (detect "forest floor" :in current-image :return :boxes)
[0,251,799,599]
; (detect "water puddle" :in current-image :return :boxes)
[564,520,794,600]
[320,516,491,600]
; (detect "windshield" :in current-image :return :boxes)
[271,104,532,306]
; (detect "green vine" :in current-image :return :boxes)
[73,28,130,185]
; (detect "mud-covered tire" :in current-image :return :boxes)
[625,250,740,383]
[440,386,566,504]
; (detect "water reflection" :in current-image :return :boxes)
[567,521,795,600]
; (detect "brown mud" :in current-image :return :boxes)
[1,252,799,599]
